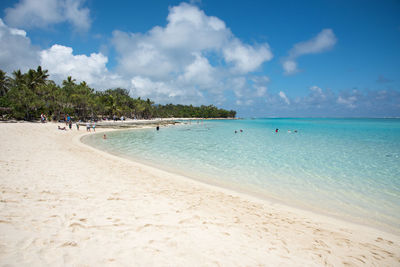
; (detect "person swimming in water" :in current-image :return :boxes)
[275,128,279,133]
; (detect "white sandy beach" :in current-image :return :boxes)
[0,122,399,266]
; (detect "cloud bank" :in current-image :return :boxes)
[248,86,400,117]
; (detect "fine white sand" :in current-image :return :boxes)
[0,122,399,266]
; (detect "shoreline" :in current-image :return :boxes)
[82,122,400,236]
[1,122,399,266]
[82,125,399,237]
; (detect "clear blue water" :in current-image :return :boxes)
[82,118,400,233]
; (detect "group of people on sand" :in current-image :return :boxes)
[85,121,96,132]
[62,115,82,131]
[56,114,98,132]
[58,120,95,132]
[58,121,80,131]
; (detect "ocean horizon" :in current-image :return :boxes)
[82,118,400,234]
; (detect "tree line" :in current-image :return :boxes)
[0,67,236,121]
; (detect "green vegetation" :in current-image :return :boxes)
[0,67,236,121]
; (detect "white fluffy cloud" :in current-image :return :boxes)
[223,40,272,73]
[131,76,175,98]
[4,0,90,31]
[282,29,337,75]
[112,3,234,80]
[0,19,40,73]
[40,44,125,89]
[130,76,205,104]
[178,53,220,90]
[112,2,273,103]
[40,44,107,83]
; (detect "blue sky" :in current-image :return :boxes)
[0,0,399,117]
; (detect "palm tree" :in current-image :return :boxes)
[62,76,76,98]
[12,70,25,87]
[25,66,49,90]
[63,76,76,87]
[36,66,49,82]
[0,70,11,97]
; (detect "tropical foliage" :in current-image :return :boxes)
[0,67,236,121]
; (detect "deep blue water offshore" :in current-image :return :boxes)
[82,118,400,233]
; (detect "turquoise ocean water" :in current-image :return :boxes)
[82,118,400,233]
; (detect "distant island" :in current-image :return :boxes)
[0,66,236,121]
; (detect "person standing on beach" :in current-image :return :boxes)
[68,120,72,130]
[93,122,96,132]
[76,121,80,131]
[86,122,91,132]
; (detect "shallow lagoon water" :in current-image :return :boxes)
[82,118,400,233]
